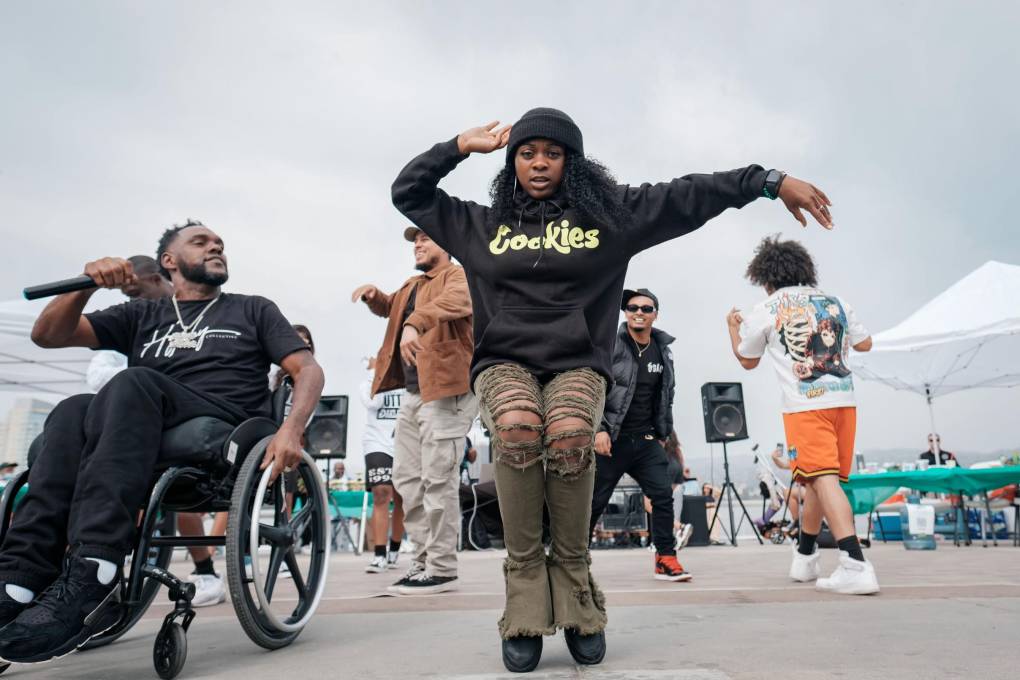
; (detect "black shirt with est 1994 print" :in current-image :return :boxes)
[85,293,308,418]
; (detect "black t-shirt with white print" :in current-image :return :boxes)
[85,293,308,418]
[620,339,664,434]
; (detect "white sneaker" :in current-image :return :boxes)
[386,551,400,570]
[816,551,880,595]
[789,545,821,582]
[676,524,694,551]
[189,573,226,607]
[365,555,388,573]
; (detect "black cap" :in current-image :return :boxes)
[506,107,583,161]
[622,288,659,311]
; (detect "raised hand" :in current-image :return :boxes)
[84,257,137,290]
[778,176,834,229]
[351,284,381,304]
[457,121,512,155]
[726,307,743,330]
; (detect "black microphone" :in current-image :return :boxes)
[23,275,98,300]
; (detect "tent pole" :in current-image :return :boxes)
[925,384,940,454]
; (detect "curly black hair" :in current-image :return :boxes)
[745,235,818,291]
[488,153,631,229]
[156,218,205,278]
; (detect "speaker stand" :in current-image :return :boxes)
[708,441,763,546]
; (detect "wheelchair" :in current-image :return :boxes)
[0,384,331,679]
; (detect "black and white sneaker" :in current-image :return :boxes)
[0,556,121,664]
[386,562,425,593]
[0,586,30,629]
[393,573,458,596]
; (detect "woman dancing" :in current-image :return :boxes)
[392,107,832,673]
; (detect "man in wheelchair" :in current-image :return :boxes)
[0,221,324,665]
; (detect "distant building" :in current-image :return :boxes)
[0,398,53,469]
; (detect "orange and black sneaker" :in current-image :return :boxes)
[654,554,692,582]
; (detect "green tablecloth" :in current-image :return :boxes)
[842,466,1020,514]
[328,489,370,519]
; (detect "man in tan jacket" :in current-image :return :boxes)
[352,227,477,595]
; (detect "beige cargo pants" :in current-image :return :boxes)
[392,391,478,578]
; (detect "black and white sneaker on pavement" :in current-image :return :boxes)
[393,572,458,596]
[386,550,400,570]
[0,586,30,630]
[0,556,121,664]
[386,561,425,593]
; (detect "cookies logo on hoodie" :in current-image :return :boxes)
[489,219,600,255]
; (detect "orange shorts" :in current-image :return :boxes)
[782,407,857,483]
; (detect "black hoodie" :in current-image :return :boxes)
[392,137,767,389]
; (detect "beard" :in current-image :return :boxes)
[178,259,229,286]
[415,257,436,273]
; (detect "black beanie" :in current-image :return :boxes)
[506,107,583,162]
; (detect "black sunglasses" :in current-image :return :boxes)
[625,304,656,314]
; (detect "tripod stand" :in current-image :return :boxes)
[708,441,763,546]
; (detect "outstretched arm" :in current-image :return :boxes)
[620,168,834,254]
[391,122,507,261]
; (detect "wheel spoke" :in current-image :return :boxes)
[258,522,288,545]
[264,545,286,602]
[273,476,284,518]
[284,549,307,601]
[289,503,314,537]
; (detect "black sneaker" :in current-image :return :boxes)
[0,556,121,664]
[0,586,30,630]
[393,573,458,596]
[385,562,425,593]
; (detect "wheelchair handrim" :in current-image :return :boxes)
[247,451,330,632]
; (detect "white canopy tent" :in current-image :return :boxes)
[0,298,93,396]
[853,260,1020,438]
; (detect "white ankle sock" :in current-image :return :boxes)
[85,558,117,585]
[5,583,34,604]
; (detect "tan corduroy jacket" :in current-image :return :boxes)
[368,262,473,402]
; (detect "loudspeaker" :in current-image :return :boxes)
[701,382,748,443]
[306,395,349,459]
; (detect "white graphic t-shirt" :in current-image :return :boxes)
[737,286,869,413]
[360,373,404,456]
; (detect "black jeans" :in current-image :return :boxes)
[0,368,244,591]
[590,432,676,555]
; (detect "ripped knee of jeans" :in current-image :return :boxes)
[477,364,545,471]
[542,368,604,478]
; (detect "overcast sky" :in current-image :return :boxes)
[2,1,1018,473]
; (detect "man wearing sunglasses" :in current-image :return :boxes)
[589,288,691,582]
[920,434,957,467]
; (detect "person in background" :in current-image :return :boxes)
[770,445,803,531]
[332,460,348,483]
[663,431,694,551]
[352,226,476,596]
[920,434,958,467]
[590,288,689,582]
[361,356,407,574]
[728,235,879,595]
[462,436,479,484]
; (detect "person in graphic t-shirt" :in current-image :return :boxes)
[360,356,408,574]
[0,221,324,665]
[728,235,879,596]
[589,288,692,582]
[392,107,835,672]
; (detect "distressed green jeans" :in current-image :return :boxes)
[475,364,607,639]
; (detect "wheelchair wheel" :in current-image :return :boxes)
[82,511,176,650]
[153,622,187,680]
[226,438,330,650]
